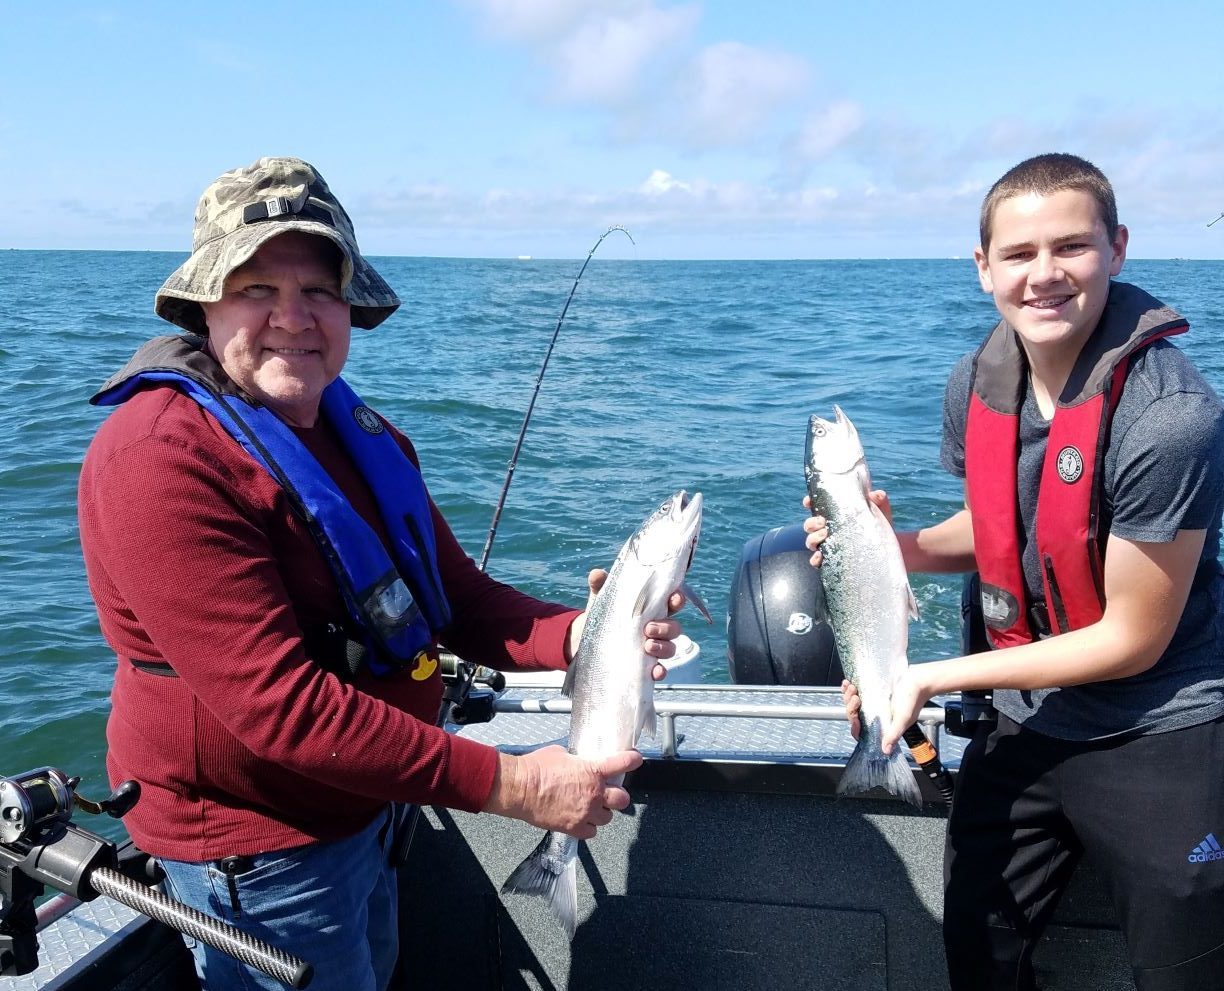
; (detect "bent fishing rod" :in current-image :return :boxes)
[477,225,636,571]
[446,224,636,720]
[390,225,634,867]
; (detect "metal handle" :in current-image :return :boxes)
[88,866,313,989]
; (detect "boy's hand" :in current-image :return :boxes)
[803,489,893,567]
[841,679,862,741]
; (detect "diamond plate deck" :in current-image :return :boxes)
[15,897,147,991]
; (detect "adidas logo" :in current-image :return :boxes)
[1188,833,1224,863]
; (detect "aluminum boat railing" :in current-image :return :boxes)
[492,682,947,759]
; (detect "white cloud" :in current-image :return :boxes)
[795,100,865,161]
[554,5,698,105]
[640,169,691,195]
[681,41,811,148]
[470,0,645,43]
[462,0,819,151]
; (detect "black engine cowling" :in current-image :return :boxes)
[726,522,844,686]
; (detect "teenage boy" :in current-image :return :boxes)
[807,153,1224,990]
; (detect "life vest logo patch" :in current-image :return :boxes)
[1056,446,1084,483]
[353,406,384,435]
[980,582,1020,629]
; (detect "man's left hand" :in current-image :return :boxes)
[567,568,685,679]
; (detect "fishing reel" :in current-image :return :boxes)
[0,767,139,847]
[0,768,142,976]
[439,653,505,725]
[0,767,313,987]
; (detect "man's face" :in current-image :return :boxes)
[202,232,351,427]
[974,189,1128,358]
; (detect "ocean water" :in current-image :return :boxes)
[2,251,1221,841]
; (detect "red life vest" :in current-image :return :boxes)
[964,282,1187,648]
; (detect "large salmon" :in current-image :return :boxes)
[804,407,921,806]
[502,490,709,934]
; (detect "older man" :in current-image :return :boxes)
[78,157,681,990]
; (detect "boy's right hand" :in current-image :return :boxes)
[841,679,862,741]
[802,495,830,567]
[802,489,894,567]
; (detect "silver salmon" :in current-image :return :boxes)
[501,490,710,935]
[804,407,921,806]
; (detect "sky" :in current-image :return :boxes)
[3,1,1223,260]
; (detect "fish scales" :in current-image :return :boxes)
[568,547,660,766]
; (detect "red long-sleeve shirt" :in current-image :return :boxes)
[78,385,577,862]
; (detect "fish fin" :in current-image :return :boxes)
[632,571,664,618]
[837,717,923,808]
[501,831,581,937]
[906,583,920,621]
[681,580,713,624]
[561,659,577,698]
[637,681,657,740]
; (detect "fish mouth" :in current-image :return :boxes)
[676,490,702,571]
[675,489,702,525]
[633,489,702,568]
[807,405,848,439]
[671,489,703,545]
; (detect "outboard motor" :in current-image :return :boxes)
[726,522,844,685]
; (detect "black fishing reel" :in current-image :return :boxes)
[439,653,505,725]
[0,767,313,987]
[0,768,143,976]
[0,767,139,847]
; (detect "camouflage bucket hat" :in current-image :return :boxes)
[155,156,400,333]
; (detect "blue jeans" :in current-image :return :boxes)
[160,806,398,991]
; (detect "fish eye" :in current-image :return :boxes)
[812,425,826,438]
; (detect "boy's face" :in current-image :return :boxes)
[974,189,1128,358]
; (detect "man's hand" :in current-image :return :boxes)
[484,745,644,839]
[566,568,684,680]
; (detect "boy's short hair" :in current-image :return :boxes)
[979,153,1118,252]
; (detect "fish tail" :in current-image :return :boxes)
[501,831,580,936]
[837,717,923,808]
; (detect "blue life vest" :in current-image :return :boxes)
[92,335,451,678]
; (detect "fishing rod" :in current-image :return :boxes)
[1208,212,1224,228]
[390,225,634,868]
[447,224,636,720]
[477,225,635,571]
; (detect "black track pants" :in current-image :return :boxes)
[943,712,1224,991]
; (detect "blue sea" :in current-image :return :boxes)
[2,251,1222,842]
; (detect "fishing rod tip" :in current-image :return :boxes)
[605,224,636,245]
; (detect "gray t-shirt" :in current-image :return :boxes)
[941,336,1224,740]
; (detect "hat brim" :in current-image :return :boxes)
[155,220,400,333]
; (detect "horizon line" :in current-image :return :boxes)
[1,247,1219,264]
